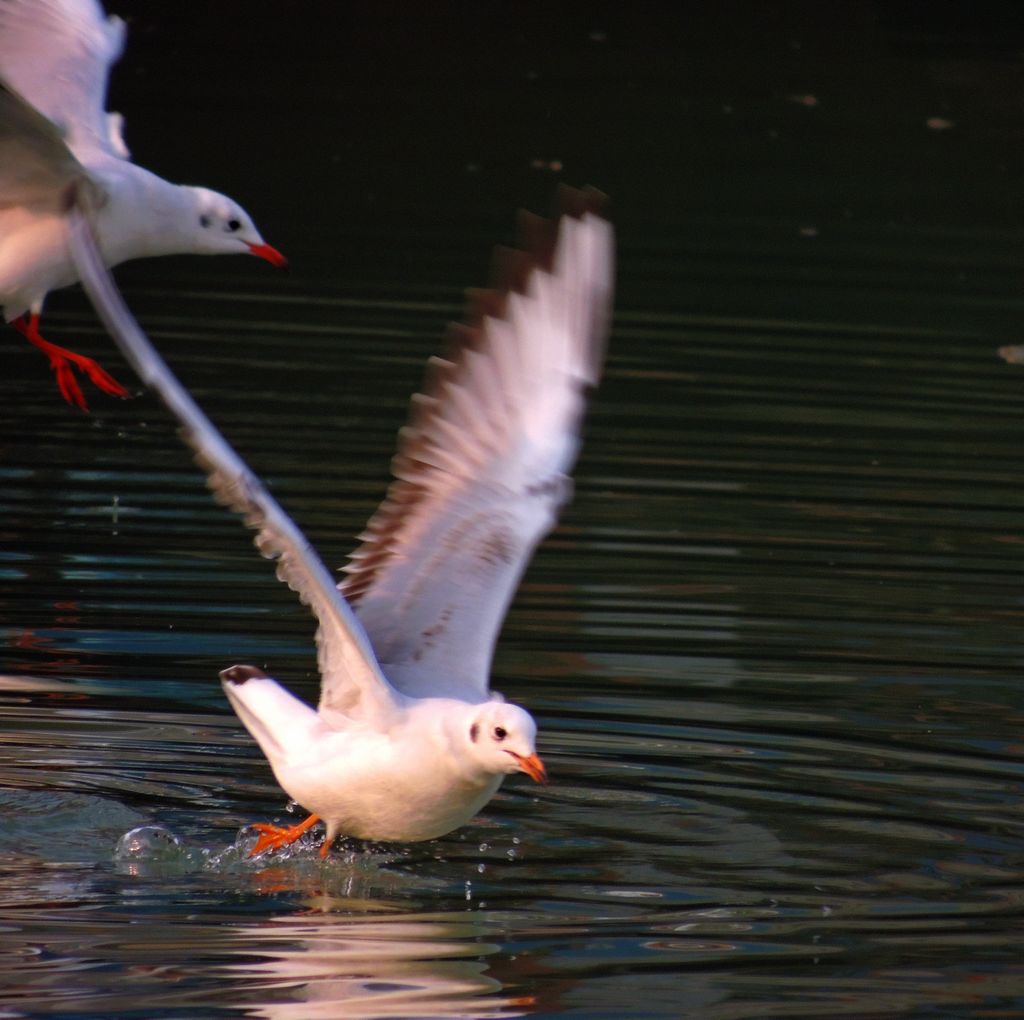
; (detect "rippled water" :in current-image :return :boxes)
[3,4,1024,1018]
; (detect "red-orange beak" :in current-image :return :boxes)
[247,242,288,269]
[509,751,547,784]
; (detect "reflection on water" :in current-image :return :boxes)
[4,3,1024,1018]
[231,914,527,1020]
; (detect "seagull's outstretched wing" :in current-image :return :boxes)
[342,189,614,702]
[0,0,127,161]
[0,81,97,211]
[65,194,400,725]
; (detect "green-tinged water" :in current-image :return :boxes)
[2,3,1024,1017]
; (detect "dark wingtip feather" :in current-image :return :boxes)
[220,664,268,686]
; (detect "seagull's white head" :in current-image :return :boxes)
[464,700,546,783]
[184,186,287,268]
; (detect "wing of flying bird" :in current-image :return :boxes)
[65,193,400,724]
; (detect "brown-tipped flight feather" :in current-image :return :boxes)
[340,185,608,605]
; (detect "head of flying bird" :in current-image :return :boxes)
[185,186,287,267]
[465,700,546,783]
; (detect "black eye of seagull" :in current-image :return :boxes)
[494,726,507,741]
[227,218,241,232]
[199,214,211,228]
[469,722,479,743]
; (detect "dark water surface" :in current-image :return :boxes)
[3,3,1024,1017]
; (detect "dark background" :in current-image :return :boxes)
[88,1,1024,330]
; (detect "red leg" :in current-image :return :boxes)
[249,812,323,857]
[13,313,128,411]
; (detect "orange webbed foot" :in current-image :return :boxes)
[13,314,129,411]
[67,349,129,399]
[248,813,322,857]
[51,357,89,412]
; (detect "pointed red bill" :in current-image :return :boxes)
[247,242,288,269]
[510,751,547,784]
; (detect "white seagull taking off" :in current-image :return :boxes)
[0,0,286,411]
[66,185,613,858]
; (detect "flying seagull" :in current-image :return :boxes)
[67,185,613,857]
[0,0,285,411]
